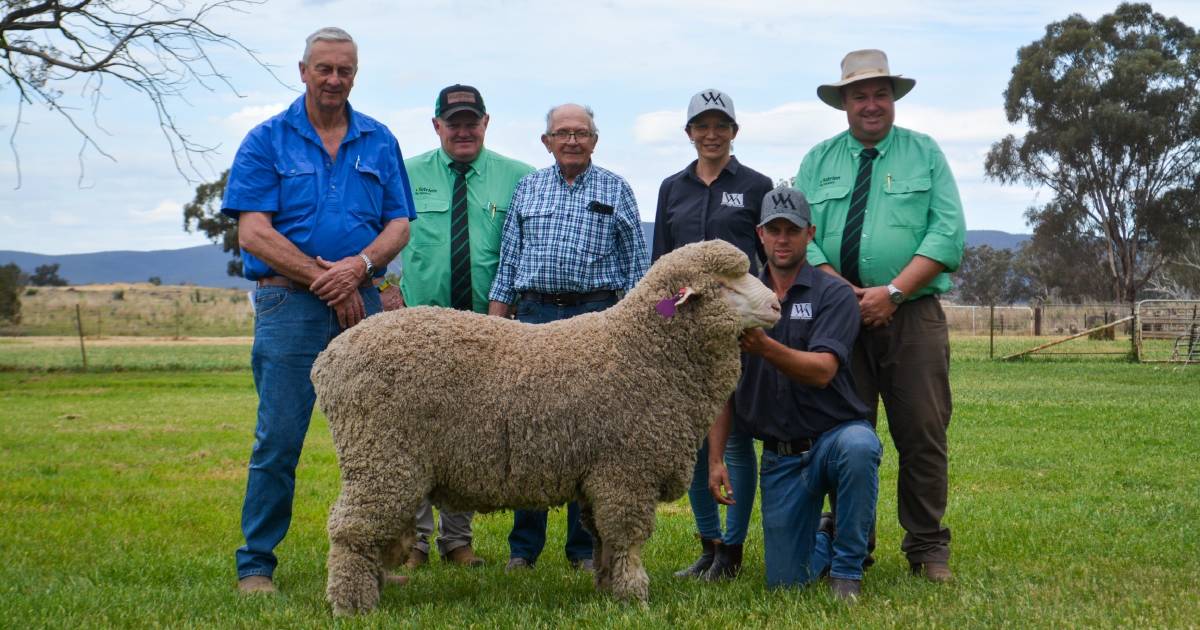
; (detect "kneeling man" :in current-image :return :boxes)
[708,185,881,600]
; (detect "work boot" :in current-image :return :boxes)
[405,548,428,570]
[911,561,953,583]
[444,545,485,567]
[569,558,595,572]
[505,557,533,572]
[673,537,719,578]
[237,575,276,594]
[701,542,742,581]
[828,577,861,602]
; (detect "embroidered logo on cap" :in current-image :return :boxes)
[446,91,476,104]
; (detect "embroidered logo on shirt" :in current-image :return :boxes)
[721,192,744,208]
[413,186,439,196]
[790,303,813,319]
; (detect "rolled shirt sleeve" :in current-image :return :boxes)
[914,145,965,273]
[805,281,862,368]
[222,128,281,217]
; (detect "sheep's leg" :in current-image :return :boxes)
[585,478,656,603]
[326,464,425,616]
[579,500,612,592]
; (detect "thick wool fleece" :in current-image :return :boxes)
[313,239,753,614]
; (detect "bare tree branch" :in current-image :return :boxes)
[0,0,286,187]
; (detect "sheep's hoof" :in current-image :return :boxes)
[610,572,650,603]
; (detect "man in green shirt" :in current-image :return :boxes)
[794,49,965,583]
[394,84,534,571]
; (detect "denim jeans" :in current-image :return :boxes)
[758,420,881,587]
[688,427,757,544]
[235,285,381,579]
[506,294,616,563]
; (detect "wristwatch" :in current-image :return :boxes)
[359,252,375,277]
[886,283,905,305]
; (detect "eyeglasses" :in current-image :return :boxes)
[548,129,595,142]
[688,122,735,134]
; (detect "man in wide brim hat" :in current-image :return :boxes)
[816,49,916,110]
[793,48,966,587]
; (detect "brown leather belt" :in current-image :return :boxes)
[255,276,372,291]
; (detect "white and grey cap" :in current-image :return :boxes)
[758,185,811,228]
[686,88,736,124]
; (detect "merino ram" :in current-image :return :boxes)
[312,239,780,615]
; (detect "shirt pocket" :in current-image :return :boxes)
[807,185,850,242]
[275,161,317,216]
[411,197,450,244]
[576,210,615,257]
[351,159,386,220]
[881,176,931,228]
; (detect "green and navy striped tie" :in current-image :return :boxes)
[449,161,473,310]
[840,147,879,287]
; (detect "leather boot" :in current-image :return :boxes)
[673,537,719,578]
[702,542,743,581]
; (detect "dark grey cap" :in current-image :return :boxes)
[686,88,736,124]
[758,185,811,228]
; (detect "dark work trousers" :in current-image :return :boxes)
[852,295,952,565]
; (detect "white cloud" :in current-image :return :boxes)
[223,103,288,136]
[49,212,85,227]
[130,199,182,225]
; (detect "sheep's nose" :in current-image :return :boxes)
[770,303,781,313]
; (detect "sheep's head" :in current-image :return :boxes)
[639,240,780,331]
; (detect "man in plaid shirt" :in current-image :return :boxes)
[487,102,648,573]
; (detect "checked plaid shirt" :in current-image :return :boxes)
[489,163,649,304]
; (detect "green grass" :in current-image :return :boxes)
[0,351,1198,627]
[0,338,252,371]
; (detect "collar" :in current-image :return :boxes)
[437,147,486,176]
[759,262,816,295]
[686,155,741,183]
[553,162,593,186]
[284,95,374,147]
[844,127,895,158]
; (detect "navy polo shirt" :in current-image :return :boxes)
[221,95,417,280]
[652,156,773,274]
[733,263,870,441]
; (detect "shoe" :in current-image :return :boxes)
[444,546,485,567]
[384,573,410,586]
[818,511,835,538]
[405,548,428,570]
[237,575,276,594]
[828,577,861,602]
[674,537,719,578]
[505,557,533,572]
[569,558,594,572]
[911,561,953,583]
[701,543,743,581]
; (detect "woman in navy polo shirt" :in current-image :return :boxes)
[653,88,773,581]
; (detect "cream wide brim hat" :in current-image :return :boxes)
[816,49,916,110]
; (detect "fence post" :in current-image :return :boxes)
[989,304,995,359]
[1034,306,1042,336]
[75,304,88,371]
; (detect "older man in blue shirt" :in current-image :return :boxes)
[222,27,415,594]
[488,103,648,572]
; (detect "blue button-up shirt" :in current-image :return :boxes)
[733,263,869,441]
[221,95,417,280]
[488,163,649,303]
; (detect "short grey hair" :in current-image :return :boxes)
[302,27,356,65]
[544,103,598,134]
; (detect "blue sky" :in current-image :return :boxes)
[3,0,1199,255]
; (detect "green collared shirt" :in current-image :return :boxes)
[795,126,965,298]
[401,147,535,311]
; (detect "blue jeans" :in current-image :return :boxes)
[758,420,881,587]
[236,285,381,579]
[688,427,757,544]
[507,294,616,563]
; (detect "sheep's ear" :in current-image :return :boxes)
[654,287,697,319]
[673,286,697,307]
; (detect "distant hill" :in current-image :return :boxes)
[2,228,1029,287]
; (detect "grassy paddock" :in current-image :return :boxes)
[0,346,1198,627]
